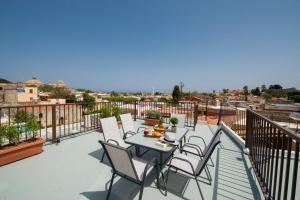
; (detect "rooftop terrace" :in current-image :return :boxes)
[0,120,264,200]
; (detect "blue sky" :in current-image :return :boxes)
[0,0,299,92]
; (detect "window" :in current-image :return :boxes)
[29,89,33,93]
[0,87,3,91]
[30,97,33,101]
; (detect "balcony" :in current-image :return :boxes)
[0,102,299,200]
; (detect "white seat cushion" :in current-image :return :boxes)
[132,157,154,181]
[168,154,202,175]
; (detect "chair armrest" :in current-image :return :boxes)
[137,127,146,133]
[182,143,203,156]
[123,131,137,139]
[188,135,207,147]
[168,156,196,175]
[107,139,120,146]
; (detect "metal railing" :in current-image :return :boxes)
[246,109,300,200]
[0,101,200,146]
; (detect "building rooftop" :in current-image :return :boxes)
[0,120,263,200]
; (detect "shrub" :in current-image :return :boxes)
[5,125,20,145]
[170,117,179,126]
[146,110,161,119]
[112,105,122,121]
[100,106,112,118]
[0,126,6,147]
[14,110,29,124]
[26,114,41,139]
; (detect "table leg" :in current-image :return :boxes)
[136,146,140,157]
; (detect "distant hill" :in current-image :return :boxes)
[0,78,12,83]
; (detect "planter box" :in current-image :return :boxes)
[0,138,46,166]
[144,118,160,126]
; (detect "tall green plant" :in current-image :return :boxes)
[0,126,6,147]
[5,125,20,145]
[82,92,96,111]
[14,110,29,124]
[100,106,112,118]
[26,114,41,139]
[112,105,122,121]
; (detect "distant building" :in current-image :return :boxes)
[51,80,66,88]
[23,76,44,87]
[0,83,18,106]
[17,86,39,103]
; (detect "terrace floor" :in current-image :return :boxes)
[0,120,263,200]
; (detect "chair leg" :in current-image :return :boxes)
[165,166,172,185]
[138,181,145,200]
[101,151,106,162]
[106,173,115,200]
[195,176,204,200]
[156,166,160,190]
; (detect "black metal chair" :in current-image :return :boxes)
[99,141,165,200]
[166,133,222,199]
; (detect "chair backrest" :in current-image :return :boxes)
[100,117,122,142]
[120,113,135,134]
[203,125,223,155]
[196,133,221,176]
[100,141,138,181]
[171,113,186,128]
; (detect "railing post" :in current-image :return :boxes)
[245,109,251,148]
[193,103,198,131]
[217,103,223,125]
[52,105,57,143]
[134,100,137,121]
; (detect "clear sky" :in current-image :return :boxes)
[0,0,299,92]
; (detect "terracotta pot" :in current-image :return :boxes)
[144,118,160,126]
[0,138,46,166]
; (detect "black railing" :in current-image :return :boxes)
[0,101,200,147]
[246,109,300,200]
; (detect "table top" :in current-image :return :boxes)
[125,127,189,152]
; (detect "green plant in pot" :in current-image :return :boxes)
[170,117,178,133]
[146,110,161,119]
[100,105,112,118]
[112,105,122,121]
[145,110,162,126]
[26,114,41,140]
[0,125,8,148]
[5,125,20,145]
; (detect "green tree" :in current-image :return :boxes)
[251,87,261,96]
[262,93,272,100]
[110,91,119,97]
[269,84,283,90]
[243,85,249,101]
[179,81,184,93]
[261,85,267,92]
[82,92,96,111]
[172,85,181,104]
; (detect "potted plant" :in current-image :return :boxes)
[170,117,178,132]
[144,110,162,126]
[99,105,123,128]
[0,111,45,166]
